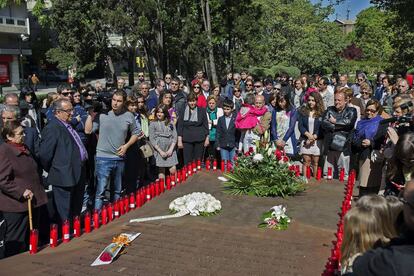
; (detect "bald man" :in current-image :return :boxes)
[353,180,414,275]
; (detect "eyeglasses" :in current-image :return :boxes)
[233,89,240,92]
[254,85,262,88]
[58,108,73,114]
[357,79,364,82]
[246,84,253,87]
[360,91,370,95]
[171,83,178,86]
[365,108,377,113]
[61,92,73,96]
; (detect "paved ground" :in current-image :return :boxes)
[0,171,348,275]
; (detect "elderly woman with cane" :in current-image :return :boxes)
[0,121,47,258]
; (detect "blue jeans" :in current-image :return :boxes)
[94,158,125,210]
[220,147,236,166]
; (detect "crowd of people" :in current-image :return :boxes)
[0,69,413,274]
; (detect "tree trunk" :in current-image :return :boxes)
[201,0,218,84]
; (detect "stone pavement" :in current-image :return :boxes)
[0,171,348,275]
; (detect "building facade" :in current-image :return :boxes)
[0,2,31,87]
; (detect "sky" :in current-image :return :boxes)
[310,0,372,20]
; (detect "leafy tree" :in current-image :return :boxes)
[352,7,394,67]
[251,0,346,74]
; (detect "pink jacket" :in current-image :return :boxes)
[235,105,268,129]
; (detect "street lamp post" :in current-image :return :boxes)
[18,34,29,90]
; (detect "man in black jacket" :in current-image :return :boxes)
[352,180,414,275]
[171,77,187,114]
[39,99,87,222]
[321,90,357,180]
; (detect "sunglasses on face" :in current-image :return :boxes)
[194,86,200,89]
[246,84,253,87]
[62,92,73,96]
[358,79,364,82]
[366,108,377,113]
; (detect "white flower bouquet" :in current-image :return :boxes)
[258,205,291,230]
[169,192,221,216]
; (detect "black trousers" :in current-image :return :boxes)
[52,166,85,222]
[183,142,204,166]
[0,212,5,259]
[2,211,28,258]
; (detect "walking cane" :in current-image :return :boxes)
[28,198,33,231]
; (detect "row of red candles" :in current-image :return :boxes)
[321,170,356,275]
[288,165,345,181]
[29,158,214,254]
[29,158,346,254]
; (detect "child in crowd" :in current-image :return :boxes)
[149,104,178,182]
[216,99,237,166]
[356,194,398,239]
[340,206,389,274]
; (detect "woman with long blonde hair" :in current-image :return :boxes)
[340,206,389,274]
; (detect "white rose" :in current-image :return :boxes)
[253,153,264,163]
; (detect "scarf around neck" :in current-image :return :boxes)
[184,106,198,122]
[354,115,382,140]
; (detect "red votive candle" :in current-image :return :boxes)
[124,196,130,213]
[213,160,217,171]
[221,160,225,172]
[155,180,160,196]
[73,216,81,237]
[166,176,171,190]
[188,164,192,176]
[119,198,125,215]
[62,219,70,243]
[29,229,38,254]
[150,183,155,198]
[114,200,120,218]
[50,224,58,247]
[107,203,113,222]
[145,186,150,201]
[93,210,100,230]
[197,159,201,170]
[84,211,91,233]
[192,161,197,173]
[182,169,186,182]
[171,174,176,187]
[176,172,180,184]
[339,168,345,182]
[306,166,311,179]
[101,207,108,225]
[206,159,211,170]
[136,190,142,207]
[327,167,333,180]
[129,193,136,209]
[160,178,165,193]
[316,167,322,180]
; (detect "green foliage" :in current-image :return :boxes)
[345,7,394,72]
[223,148,306,198]
[251,0,346,74]
[0,0,21,8]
